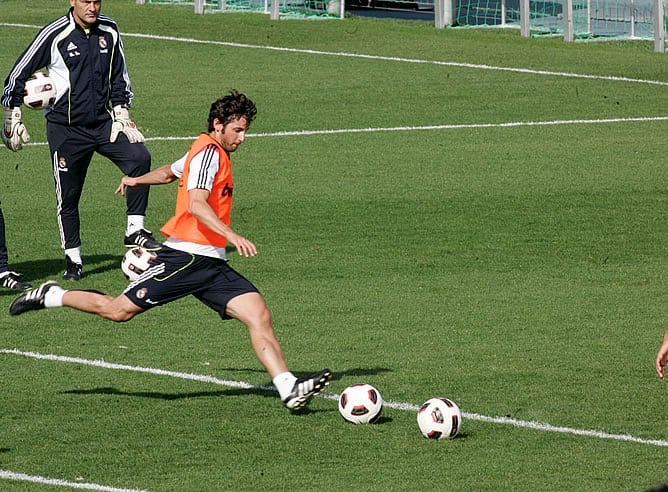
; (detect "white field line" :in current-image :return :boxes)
[1,22,667,87]
[2,348,668,448]
[17,116,668,148]
[0,469,150,492]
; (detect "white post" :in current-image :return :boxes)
[434,0,454,28]
[520,0,530,36]
[270,0,280,19]
[563,0,574,41]
[501,0,506,27]
[136,0,145,4]
[195,0,205,13]
[445,0,455,26]
[435,0,445,28]
[655,0,665,52]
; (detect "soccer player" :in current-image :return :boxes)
[655,327,668,380]
[9,90,332,411]
[2,0,161,281]
[0,206,31,290]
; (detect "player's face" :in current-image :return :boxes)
[214,117,249,153]
[71,0,102,29]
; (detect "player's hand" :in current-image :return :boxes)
[2,107,31,151]
[656,332,668,380]
[110,105,145,143]
[228,233,257,258]
[114,175,137,197]
[657,354,666,380]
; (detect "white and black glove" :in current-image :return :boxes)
[2,107,31,151]
[110,105,145,143]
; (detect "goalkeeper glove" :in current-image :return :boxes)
[110,105,145,144]
[2,107,31,152]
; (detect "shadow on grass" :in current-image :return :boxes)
[59,366,393,412]
[0,254,120,297]
[211,367,393,382]
[62,386,277,401]
[331,367,393,382]
[61,386,336,415]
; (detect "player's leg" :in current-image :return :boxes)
[226,292,291,378]
[198,260,331,410]
[61,290,143,322]
[226,292,331,410]
[47,123,95,280]
[0,206,8,272]
[9,280,144,322]
[0,206,31,290]
[97,131,161,250]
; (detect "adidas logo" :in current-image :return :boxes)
[66,41,78,51]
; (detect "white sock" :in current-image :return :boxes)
[65,248,82,265]
[273,372,297,400]
[44,285,66,308]
[127,215,145,235]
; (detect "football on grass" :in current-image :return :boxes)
[23,72,56,110]
[417,397,462,440]
[338,383,383,424]
[121,247,157,281]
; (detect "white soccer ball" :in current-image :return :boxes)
[121,247,157,281]
[23,72,56,110]
[338,383,383,424]
[417,397,462,440]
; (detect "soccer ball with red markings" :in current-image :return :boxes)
[23,72,56,110]
[121,247,157,281]
[417,397,462,440]
[338,383,383,424]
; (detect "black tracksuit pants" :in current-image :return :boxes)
[47,119,151,250]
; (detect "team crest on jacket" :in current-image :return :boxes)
[58,157,68,171]
[98,37,108,50]
[136,288,148,300]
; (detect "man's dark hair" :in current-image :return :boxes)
[208,90,257,132]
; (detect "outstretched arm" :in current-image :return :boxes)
[656,327,668,380]
[115,163,178,196]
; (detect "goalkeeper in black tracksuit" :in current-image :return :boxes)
[1,0,161,281]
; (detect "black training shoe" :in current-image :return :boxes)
[283,368,332,410]
[63,256,82,281]
[9,280,60,316]
[124,229,162,251]
[0,271,32,290]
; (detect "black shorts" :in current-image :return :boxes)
[123,246,259,319]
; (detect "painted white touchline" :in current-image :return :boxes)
[0,469,150,492]
[2,348,668,448]
[17,115,668,148]
[124,32,668,87]
[248,116,668,137]
[0,348,257,389]
[1,22,667,87]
